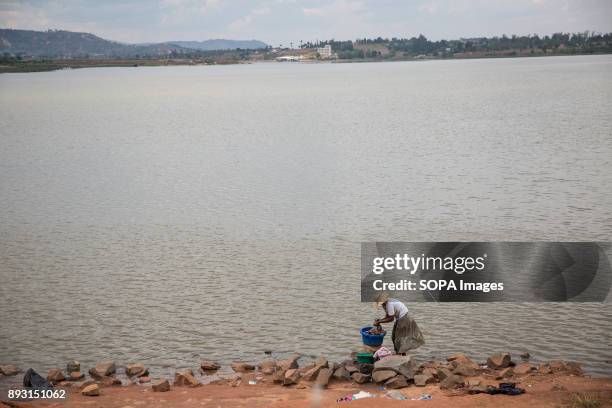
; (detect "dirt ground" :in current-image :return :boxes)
[2,373,611,408]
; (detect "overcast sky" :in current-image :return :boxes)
[1,0,612,46]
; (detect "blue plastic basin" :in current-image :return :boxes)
[360,326,386,346]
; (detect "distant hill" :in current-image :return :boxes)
[169,39,267,51]
[0,28,267,58]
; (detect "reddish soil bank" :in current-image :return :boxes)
[3,373,611,408]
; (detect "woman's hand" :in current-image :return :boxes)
[373,319,380,326]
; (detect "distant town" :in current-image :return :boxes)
[1,28,612,73]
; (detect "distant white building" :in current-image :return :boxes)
[317,44,332,58]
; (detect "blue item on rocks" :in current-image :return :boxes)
[361,326,386,346]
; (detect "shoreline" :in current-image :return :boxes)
[2,353,611,407]
[1,51,611,74]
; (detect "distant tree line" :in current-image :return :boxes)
[301,32,612,59]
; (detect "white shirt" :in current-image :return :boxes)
[386,299,408,319]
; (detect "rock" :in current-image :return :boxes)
[152,379,170,392]
[68,371,84,381]
[385,375,408,389]
[277,354,300,371]
[174,371,200,387]
[487,353,511,369]
[351,372,370,384]
[89,361,116,379]
[453,362,478,377]
[386,390,407,400]
[139,376,151,383]
[437,367,452,381]
[71,380,95,391]
[231,362,255,373]
[301,365,322,381]
[126,363,148,377]
[333,366,351,380]
[440,374,464,390]
[357,363,375,375]
[344,364,359,374]
[314,356,328,368]
[66,360,80,373]
[283,368,300,386]
[447,353,477,366]
[414,373,434,386]
[81,384,100,396]
[316,368,332,387]
[99,376,122,387]
[373,355,416,379]
[564,361,583,376]
[271,367,285,383]
[258,359,276,375]
[538,363,552,374]
[58,381,71,387]
[0,365,19,376]
[466,378,488,393]
[200,360,221,371]
[520,352,530,361]
[495,367,514,380]
[514,363,534,375]
[47,369,65,383]
[421,367,438,378]
[372,370,397,383]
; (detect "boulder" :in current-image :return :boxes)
[351,372,370,384]
[373,355,416,379]
[495,367,514,380]
[333,366,351,380]
[258,359,276,375]
[200,360,221,371]
[414,373,434,386]
[440,374,464,390]
[385,375,408,389]
[452,362,478,377]
[283,369,300,386]
[487,353,511,369]
[152,379,170,392]
[520,352,531,361]
[277,354,300,371]
[436,367,452,381]
[314,356,328,368]
[372,370,397,383]
[514,363,534,376]
[301,365,322,381]
[71,380,95,391]
[47,369,65,383]
[564,361,583,376]
[344,364,359,374]
[126,363,148,377]
[66,360,80,373]
[231,362,255,373]
[68,371,84,381]
[81,384,100,396]
[0,365,19,376]
[316,368,332,388]
[174,371,200,387]
[466,378,488,393]
[538,363,552,374]
[89,361,116,379]
[99,376,122,387]
[421,367,438,378]
[448,354,480,371]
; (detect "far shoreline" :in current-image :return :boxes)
[1,51,611,74]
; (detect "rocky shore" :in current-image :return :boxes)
[1,352,611,407]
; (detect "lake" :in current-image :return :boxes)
[1,55,611,377]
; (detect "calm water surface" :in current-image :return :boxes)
[1,56,611,377]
